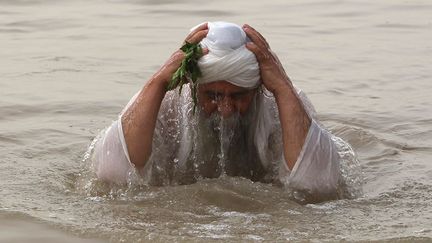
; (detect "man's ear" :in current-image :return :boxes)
[257,83,264,92]
[259,84,273,97]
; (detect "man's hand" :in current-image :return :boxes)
[243,24,292,96]
[154,23,209,88]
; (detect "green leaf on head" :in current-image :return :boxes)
[167,41,203,114]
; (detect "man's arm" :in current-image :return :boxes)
[243,24,311,170]
[121,74,167,168]
[272,82,311,169]
[121,23,209,169]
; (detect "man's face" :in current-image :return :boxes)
[197,81,257,118]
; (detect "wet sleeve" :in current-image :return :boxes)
[91,92,140,184]
[285,119,341,199]
[92,119,135,184]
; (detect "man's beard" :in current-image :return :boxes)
[193,111,251,177]
[208,112,242,154]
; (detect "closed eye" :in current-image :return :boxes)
[205,91,222,101]
[230,91,250,100]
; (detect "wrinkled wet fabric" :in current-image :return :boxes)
[92,86,361,202]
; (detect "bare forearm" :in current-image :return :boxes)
[111,23,208,169]
[274,81,311,170]
[121,76,167,168]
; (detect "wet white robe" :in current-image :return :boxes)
[91,85,360,202]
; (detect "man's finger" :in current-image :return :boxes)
[245,42,270,63]
[243,25,268,51]
[193,22,208,32]
[247,24,270,49]
[202,48,209,55]
[185,22,208,41]
[186,29,208,44]
[243,24,270,49]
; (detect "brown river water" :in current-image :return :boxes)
[1,0,431,242]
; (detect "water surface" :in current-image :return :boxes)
[1,0,432,242]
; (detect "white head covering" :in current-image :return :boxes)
[195,21,261,88]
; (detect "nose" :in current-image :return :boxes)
[217,97,235,118]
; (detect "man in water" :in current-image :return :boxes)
[92,22,360,201]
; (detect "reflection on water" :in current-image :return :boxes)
[1,0,432,241]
